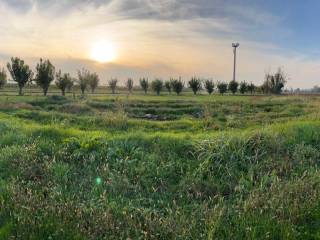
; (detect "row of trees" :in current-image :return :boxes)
[0,57,101,96]
[0,57,287,96]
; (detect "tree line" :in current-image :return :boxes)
[0,57,287,96]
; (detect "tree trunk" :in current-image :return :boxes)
[19,86,23,96]
[62,89,65,96]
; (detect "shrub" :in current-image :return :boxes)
[7,57,33,95]
[151,79,163,95]
[217,82,228,95]
[103,100,128,130]
[140,78,149,94]
[204,80,214,95]
[108,78,118,94]
[171,77,184,95]
[0,68,7,89]
[189,77,202,95]
[228,80,238,95]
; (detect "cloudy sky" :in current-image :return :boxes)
[0,0,320,88]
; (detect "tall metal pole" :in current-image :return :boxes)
[233,47,236,81]
[232,43,240,82]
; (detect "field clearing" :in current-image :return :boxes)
[0,93,320,239]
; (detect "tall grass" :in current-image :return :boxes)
[0,95,319,239]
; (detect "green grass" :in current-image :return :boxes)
[0,92,319,239]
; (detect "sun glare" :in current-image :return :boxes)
[90,41,116,63]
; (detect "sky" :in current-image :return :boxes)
[0,0,320,88]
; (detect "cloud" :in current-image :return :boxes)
[0,0,318,88]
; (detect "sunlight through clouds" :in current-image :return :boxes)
[0,0,319,88]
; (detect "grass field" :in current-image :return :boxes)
[0,91,320,239]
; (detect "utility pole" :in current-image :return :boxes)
[232,43,240,81]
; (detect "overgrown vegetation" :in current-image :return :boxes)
[0,94,319,239]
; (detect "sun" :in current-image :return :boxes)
[90,41,117,63]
